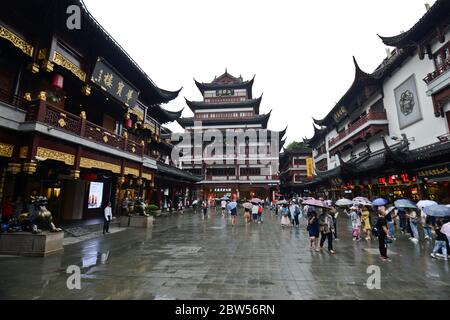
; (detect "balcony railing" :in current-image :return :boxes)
[25,100,144,156]
[0,88,28,110]
[423,59,450,84]
[328,111,388,148]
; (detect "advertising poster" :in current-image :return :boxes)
[88,182,104,209]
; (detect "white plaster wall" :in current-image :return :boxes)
[382,49,447,150]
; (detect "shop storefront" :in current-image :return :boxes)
[416,162,450,203]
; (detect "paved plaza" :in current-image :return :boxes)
[1,209,449,300]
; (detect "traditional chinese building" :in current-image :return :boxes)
[0,0,200,223]
[279,147,313,198]
[303,0,450,203]
[176,70,286,201]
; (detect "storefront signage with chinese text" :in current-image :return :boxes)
[91,57,139,107]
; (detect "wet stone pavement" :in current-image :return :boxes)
[1,208,449,300]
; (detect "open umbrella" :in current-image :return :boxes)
[250,198,262,204]
[335,198,353,206]
[423,204,450,217]
[243,202,253,210]
[302,198,330,209]
[441,222,450,237]
[277,200,288,205]
[372,198,389,206]
[416,200,437,209]
[226,202,238,210]
[394,199,417,209]
[352,197,372,206]
[220,196,230,201]
[192,200,198,205]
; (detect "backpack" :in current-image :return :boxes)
[258,206,263,214]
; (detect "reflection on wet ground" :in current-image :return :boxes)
[0,209,449,299]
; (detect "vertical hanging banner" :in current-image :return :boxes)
[306,157,314,178]
[91,57,139,107]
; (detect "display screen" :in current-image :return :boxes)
[88,182,104,209]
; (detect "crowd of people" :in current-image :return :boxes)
[195,195,450,263]
[272,197,450,262]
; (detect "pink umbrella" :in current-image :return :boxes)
[250,198,262,204]
[302,198,330,209]
[441,222,450,237]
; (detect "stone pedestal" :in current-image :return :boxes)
[0,231,64,257]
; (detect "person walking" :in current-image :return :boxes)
[244,207,251,224]
[202,200,208,220]
[397,208,407,234]
[307,208,320,250]
[347,206,361,241]
[103,201,113,234]
[252,203,259,223]
[430,220,448,260]
[375,206,391,261]
[361,204,371,241]
[421,208,433,240]
[385,206,396,241]
[257,203,263,224]
[329,205,339,240]
[230,206,237,226]
[221,199,227,217]
[280,204,290,227]
[406,208,420,244]
[319,210,335,254]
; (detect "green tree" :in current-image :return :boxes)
[285,141,307,151]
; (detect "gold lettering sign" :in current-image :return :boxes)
[142,173,153,181]
[0,26,34,57]
[306,157,314,178]
[124,167,139,176]
[80,157,121,174]
[36,147,75,165]
[52,51,86,82]
[0,143,14,158]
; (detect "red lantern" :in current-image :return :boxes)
[124,118,132,129]
[52,74,64,89]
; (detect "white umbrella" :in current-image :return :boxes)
[416,200,437,209]
[441,222,450,237]
[335,198,353,206]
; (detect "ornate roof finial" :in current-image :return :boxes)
[225,67,228,74]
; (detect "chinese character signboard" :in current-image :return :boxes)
[91,57,139,107]
[333,106,347,122]
[417,163,450,179]
[306,157,314,178]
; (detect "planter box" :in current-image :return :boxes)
[119,216,131,227]
[129,216,153,228]
[0,231,64,257]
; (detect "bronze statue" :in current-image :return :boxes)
[20,196,62,233]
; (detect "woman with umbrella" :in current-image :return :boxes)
[360,204,372,241]
[243,202,252,224]
[227,201,238,226]
[307,207,320,250]
[319,208,335,254]
[280,203,291,227]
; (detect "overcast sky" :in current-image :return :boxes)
[84,0,435,144]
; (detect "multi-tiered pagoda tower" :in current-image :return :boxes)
[177,70,286,201]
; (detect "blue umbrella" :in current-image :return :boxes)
[372,198,389,206]
[394,199,416,209]
[226,202,237,210]
[423,204,450,217]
